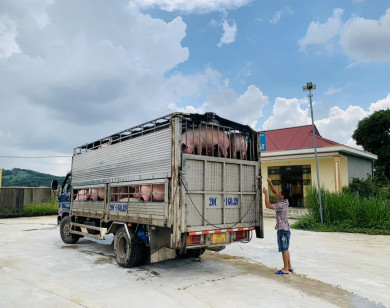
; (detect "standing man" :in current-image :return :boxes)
[263,178,293,275]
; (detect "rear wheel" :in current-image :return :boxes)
[60,216,80,244]
[114,227,144,267]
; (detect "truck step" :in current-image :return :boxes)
[70,222,107,240]
[70,230,104,240]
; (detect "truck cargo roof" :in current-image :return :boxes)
[74,112,254,154]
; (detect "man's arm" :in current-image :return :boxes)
[266,178,277,195]
[263,187,274,210]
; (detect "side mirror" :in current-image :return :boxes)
[51,180,58,191]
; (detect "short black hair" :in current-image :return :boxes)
[281,189,290,198]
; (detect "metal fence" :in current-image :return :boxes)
[0,187,53,217]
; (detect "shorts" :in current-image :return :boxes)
[277,229,290,252]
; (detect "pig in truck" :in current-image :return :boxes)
[51,112,264,267]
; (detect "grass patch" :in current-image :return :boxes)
[0,208,20,218]
[23,198,58,217]
[292,186,390,235]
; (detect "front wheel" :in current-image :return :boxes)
[60,216,80,244]
[114,227,144,267]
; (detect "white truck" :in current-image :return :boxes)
[58,112,263,267]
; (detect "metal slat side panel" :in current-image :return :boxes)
[106,180,169,224]
[183,154,259,230]
[71,202,105,218]
[72,129,172,186]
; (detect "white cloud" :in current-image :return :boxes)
[369,93,390,113]
[300,8,390,63]
[270,11,282,24]
[262,97,311,130]
[218,19,237,47]
[269,7,294,24]
[207,85,268,128]
[170,85,269,129]
[340,9,390,62]
[0,15,21,58]
[346,137,362,149]
[0,2,192,175]
[325,86,343,96]
[261,97,372,147]
[316,105,368,144]
[165,67,222,97]
[298,8,343,51]
[130,0,250,13]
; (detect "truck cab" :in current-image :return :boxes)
[51,171,72,224]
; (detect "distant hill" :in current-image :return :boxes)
[1,168,65,187]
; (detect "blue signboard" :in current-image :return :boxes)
[260,132,267,152]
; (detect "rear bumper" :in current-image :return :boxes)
[188,226,254,236]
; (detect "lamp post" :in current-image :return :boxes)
[303,82,323,224]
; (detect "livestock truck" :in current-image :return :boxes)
[53,112,263,267]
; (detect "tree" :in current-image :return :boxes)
[353,109,390,180]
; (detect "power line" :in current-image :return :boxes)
[0,155,72,158]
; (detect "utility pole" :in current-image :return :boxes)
[303,82,323,224]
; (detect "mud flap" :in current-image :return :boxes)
[150,247,176,263]
[255,226,264,238]
[149,226,176,263]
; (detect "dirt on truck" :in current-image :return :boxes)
[56,112,264,267]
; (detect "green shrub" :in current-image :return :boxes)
[0,208,20,217]
[295,186,390,234]
[290,215,316,230]
[23,198,58,217]
[342,176,389,199]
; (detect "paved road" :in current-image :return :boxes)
[0,216,388,307]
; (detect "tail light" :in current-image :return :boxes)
[186,235,201,245]
[234,230,247,240]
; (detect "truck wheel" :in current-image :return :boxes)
[60,216,80,244]
[138,244,150,266]
[114,227,144,268]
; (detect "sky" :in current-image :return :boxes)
[1,0,390,176]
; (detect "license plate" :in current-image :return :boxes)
[211,233,226,244]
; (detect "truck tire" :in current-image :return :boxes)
[139,244,150,266]
[60,216,80,244]
[114,227,144,268]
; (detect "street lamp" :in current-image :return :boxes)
[303,82,324,224]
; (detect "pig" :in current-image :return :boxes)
[74,189,89,201]
[181,127,230,158]
[89,188,105,201]
[230,134,248,159]
[150,184,165,202]
[133,184,165,202]
[116,186,137,202]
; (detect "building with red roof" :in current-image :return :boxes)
[259,125,377,214]
[261,125,339,151]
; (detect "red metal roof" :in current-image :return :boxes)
[259,125,340,151]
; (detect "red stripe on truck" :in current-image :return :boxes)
[188,226,254,236]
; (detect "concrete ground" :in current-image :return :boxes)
[0,216,389,307]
